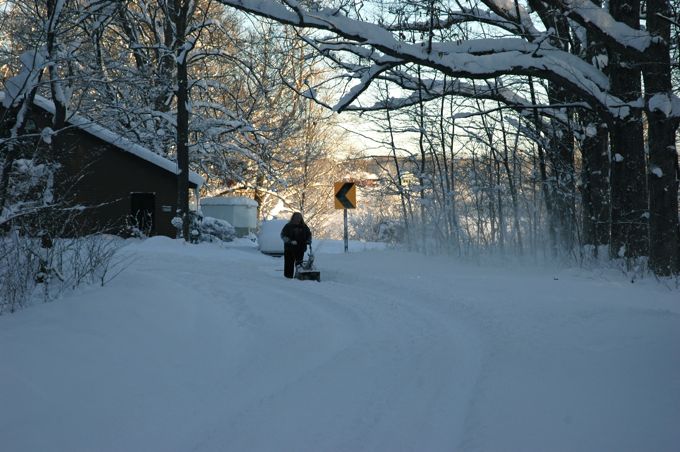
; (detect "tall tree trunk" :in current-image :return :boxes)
[416,67,428,252]
[580,117,610,253]
[579,9,610,255]
[385,106,411,245]
[481,113,505,253]
[547,83,576,255]
[608,0,649,261]
[525,1,577,257]
[528,77,556,255]
[643,0,680,274]
[175,0,190,240]
[440,88,461,254]
[45,0,69,212]
[499,108,524,255]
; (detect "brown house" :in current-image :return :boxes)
[0,93,203,237]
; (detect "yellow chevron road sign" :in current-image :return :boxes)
[334,182,356,209]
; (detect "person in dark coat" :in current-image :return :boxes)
[280,212,312,278]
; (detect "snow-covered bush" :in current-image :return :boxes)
[347,209,405,244]
[0,234,40,314]
[375,220,405,244]
[0,230,127,315]
[198,216,236,242]
[121,213,153,238]
[0,202,126,314]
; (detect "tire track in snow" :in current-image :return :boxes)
[119,243,489,451]
[196,251,487,451]
[314,261,487,451]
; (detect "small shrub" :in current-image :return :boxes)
[198,216,236,242]
[121,213,153,238]
[0,232,127,314]
[375,219,405,243]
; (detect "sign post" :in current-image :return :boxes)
[334,182,357,253]
[343,208,348,253]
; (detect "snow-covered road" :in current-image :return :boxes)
[2,237,679,452]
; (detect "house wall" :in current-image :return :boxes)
[3,105,192,238]
[61,130,183,238]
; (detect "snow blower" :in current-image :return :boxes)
[294,244,321,282]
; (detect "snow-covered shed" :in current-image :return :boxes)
[0,92,204,238]
[200,197,258,236]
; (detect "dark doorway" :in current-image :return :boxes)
[130,192,156,235]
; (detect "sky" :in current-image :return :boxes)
[1,235,679,452]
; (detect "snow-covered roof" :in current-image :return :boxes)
[0,92,204,187]
[201,196,258,207]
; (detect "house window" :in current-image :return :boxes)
[130,192,156,235]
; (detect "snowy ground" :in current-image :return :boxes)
[2,237,679,452]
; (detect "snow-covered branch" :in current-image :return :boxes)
[554,0,653,54]
[217,0,627,117]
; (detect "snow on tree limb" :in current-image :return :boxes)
[341,70,583,127]
[479,0,540,37]
[555,0,653,54]
[334,62,398,112]
[217,0,632,118]
[2,49,47,109]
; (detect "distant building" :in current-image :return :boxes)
[200,196,258,237]
[0,93,204,238]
